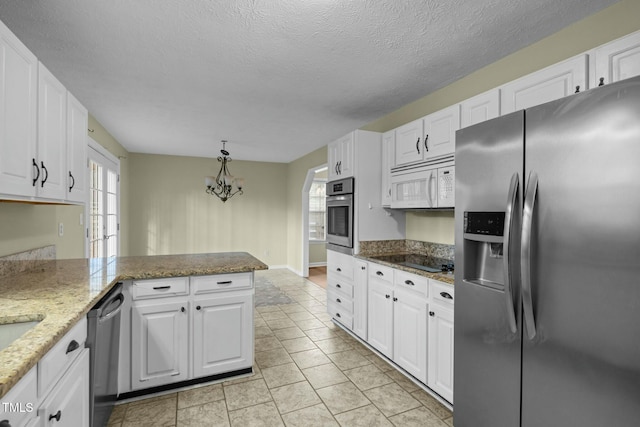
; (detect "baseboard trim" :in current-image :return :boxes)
[309,262,327,267]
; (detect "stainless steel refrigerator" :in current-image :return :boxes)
[454,75,640,427]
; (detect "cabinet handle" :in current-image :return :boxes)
[66,340,79,354]
[336,312,341,318]
[335,162,339,175]
[415,137,420,154]
[361,266,366,270]
[0,420,11,427]
[49,410,62,422]
[440,292,453,300]
[376,271,384,276]
[424,134,429,152]
[337,161,342,175]
[385,294,390,299]
[336,267,342,272]
[68,171,75,191]
[429,311,435,317]
[41,161,48,187]
[336,284,341,288]
[393,297,398,302]
[32,158,40,186]
[575,85,580,93]
[599,77,605,86]
[196,305,201,310]
[153,286,171,291]
[216,280,233,285]
[336,298,341,303]
[181,307,186,313]
[404,280,415,286]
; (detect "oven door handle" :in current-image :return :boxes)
[327,195,350,202]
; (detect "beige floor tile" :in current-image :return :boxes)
[388,406,447,427]
[176,400,230,426]
[228,402,284,427]
[256,305,284,313]
[255,336,284,352]
[221,367,262,386]
[265,317,298,330]
[334,404,393,427]
[290,348,332,369]
[286,310,317,321]
[327,350,370,370]
[314,312,333,323]
[384,368,420,393]
[302,363,349,389]
[410,389,453,419]
[279,303,307,314]
[255,326,274,338]
[364,383,421,417]
[343,364,394,391]
[262,363,306,389]
[316,382,371,415]
[223,379,272,411]
[122,394,177,427]
[294,318,327,331]
[254,318,268,328]
[260,310,290,320]
[306,305,329,315]
[314,338,353,354]
[271,381,322,414]
[254,347,294,368]
[292,294,315,302]
[304,327,339,342]
[273,326,306,340]
[365,354,395,372]
[177,383,225,409]
[281,403,339,427]
[280,336,318,353]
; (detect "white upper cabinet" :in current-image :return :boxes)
[460,89,500,128]
[0,20,38,197]
[594,31,640,86]
[394,118,423,167]
[380,130,394,206]
[66,92,88,203]
[501,54,588,114]
[422,104,460,160]
[37,62,67,200]
[328,133,354,180]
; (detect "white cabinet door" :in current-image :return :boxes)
[65,92,88,203]
[422,104,460,160]
[380,130,394,206]
[131,299,189,390]
[327,133,355,180]
[428,307,454,403]
[367,279,393,359]
[37,349,89,427]
[394,118,424,166]
[0,366,37,427]
[353,260,368,340]
[192,292,253,378]
[328,139,341,181]
[594,31,640,86]
[393,287,428,384]
[0,20,38,198]
[501,54,588,114]
[37,63,67,200]
[460,89,500,128]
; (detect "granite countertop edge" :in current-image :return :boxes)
[355,252,455,285]
[0,252,268,399]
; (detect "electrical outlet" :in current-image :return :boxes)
[58,222,64,237]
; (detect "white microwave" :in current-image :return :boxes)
[390,160,455,209]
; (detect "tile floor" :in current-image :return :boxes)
[107,269,453,427]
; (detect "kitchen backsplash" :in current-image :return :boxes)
[359,239,454,260]
[0,245,56,278]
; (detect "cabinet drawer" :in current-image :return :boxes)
[38,317,87,396]
[131,277,189,300]
[327,288,353,313]
[327,250,354,280]
[368,264,394,285]
[191,273,253,294]
[431,280,454,308]
[328,301,353,330]
[327,277,353,299]
[394,270,428,298]
[0,366,37,425]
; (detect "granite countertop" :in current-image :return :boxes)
[356,252,455,285]
[0,252,268,399]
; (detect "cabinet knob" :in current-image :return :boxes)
[429,311,435,317]
[336,284,341,288]
[393,297,398,302]
[336,298,341,303]
[599,77,605,86]
[181,307,186,313]
[196,305,201,310]
[337,267,342,272]
[385,294,390,299]
[336,313,341,318]
[361,266,366,270]
[575,85,580,93]
[49,410,62,422]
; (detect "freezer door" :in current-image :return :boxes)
[454,112,523,427]
[522,76,640,426]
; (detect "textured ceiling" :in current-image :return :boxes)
[0,0,618,162]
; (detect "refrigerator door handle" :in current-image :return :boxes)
[521,171,539,340]
[503,172,519,334]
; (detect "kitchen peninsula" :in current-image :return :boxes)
[0,252,268,400]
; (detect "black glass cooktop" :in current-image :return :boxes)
[369,254,454,273]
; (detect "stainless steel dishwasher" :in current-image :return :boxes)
[87,282,124,427]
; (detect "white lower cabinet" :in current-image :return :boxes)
[37,349,89,427]
[428,280,455,403]
[393,287,428,384]
[193,292,253,378]
[0,367,37,427]
[352,260,368,339]
[367,277,394,358]
[131,298,189,390]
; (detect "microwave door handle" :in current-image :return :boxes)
[521,171,538,340]
[427,171,435,207]
[503,172,519,334]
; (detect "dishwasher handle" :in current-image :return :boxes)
[99,293,124,322]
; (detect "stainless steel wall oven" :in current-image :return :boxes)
[326,177,354,253]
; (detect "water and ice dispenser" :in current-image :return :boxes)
[462,211,507,291]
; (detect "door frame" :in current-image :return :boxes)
[301,163,327,277]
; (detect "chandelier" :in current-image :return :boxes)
[205,140,244,202]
